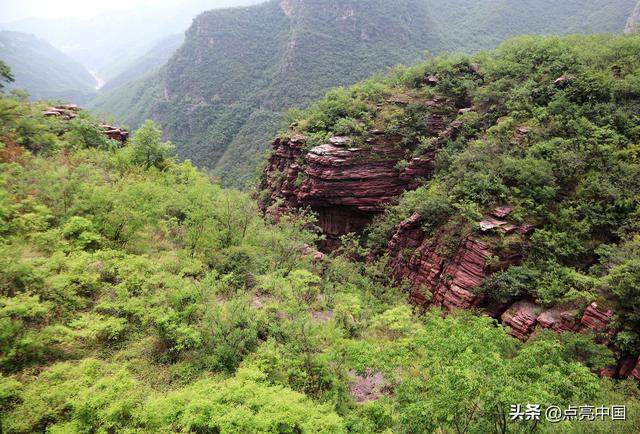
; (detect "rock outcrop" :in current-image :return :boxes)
[386,211,524,313]
[99,124,129,144]
[536,307,578,333]
[384,212,623,350]
[260,134,434,249]
[501,301,541,341]
[581,303,615,332]
[43,104,80,120]
[43,105,129,144]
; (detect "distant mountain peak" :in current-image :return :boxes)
[0,30,97,103]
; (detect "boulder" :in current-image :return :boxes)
[537,307,578,333]
[580,303,614,332]
[501,301,541,340]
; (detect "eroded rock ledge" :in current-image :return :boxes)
[385,210,639,379]
[259,133,433,249]
[43,105,130,144]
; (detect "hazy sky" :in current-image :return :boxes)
[0,0,186,22]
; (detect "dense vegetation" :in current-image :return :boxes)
[284,33,640,358]
[2,60,640,432]
[90,0,637,189]
[425,0,637,53]
[0,31,97,103]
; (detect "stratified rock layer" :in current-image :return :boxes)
[384,214,623,349]
[581,303,615,332]
[386,212,522,312]
[260,134,433,249]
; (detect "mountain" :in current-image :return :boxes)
[99,34,185,93]
[626,1,640,33]
[86,34,185,125]
[91,0,638,188]
[424,0,637,53]
[0,0,262,82]
[0,31,96,103]
[90,0,441,187]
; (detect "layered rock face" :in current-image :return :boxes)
[383,210,640,378]
[260,134,433,249]
[386,210,523,312]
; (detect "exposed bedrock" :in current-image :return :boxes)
[260,133,433,249]
[259,107,638,377]
[384,211,639,378]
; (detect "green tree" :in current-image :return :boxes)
[0,60,14,91]
[129,119,174,170]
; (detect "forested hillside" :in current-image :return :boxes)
[91,0,638,188]
[2,52,640,431]
[426,0,637,53]
[0,31,97,103]
[260,31,640,402]
[99,34,184,93]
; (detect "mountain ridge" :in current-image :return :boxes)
[0,30,97,103]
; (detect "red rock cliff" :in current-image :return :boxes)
[260,133,433,249]
[258,77,636,378]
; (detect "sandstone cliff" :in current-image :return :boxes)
[260,134,434,249]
